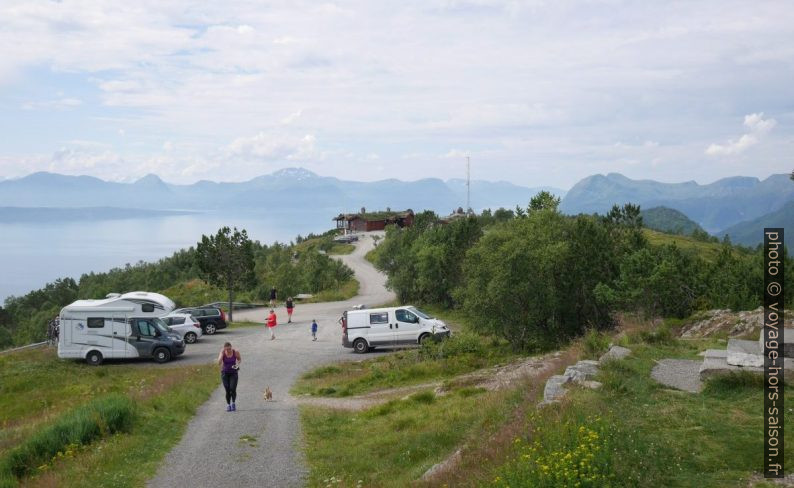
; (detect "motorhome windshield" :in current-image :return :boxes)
[409,307,433,319]
[152,318,170,334]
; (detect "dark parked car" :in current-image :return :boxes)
[172,306,228,335]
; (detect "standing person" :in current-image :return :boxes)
[217,342,241,412]
[266,309,278,340]
[269,287,277,307]
[286,297,294,323]
[311,319,318,341]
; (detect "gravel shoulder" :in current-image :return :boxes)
[147,232,394,488]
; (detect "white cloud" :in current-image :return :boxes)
[706,112,777,156]
[49,147,125,173]
[280,110,303,125]
[743,112,777,133]
[22,97,82,110]
[0,1,792,188]
[441,149,468,159]
[227,132,318,161]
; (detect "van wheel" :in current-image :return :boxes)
[184,332,198,344]
[86,350,103,366]
[153,348,171,363]
[419,333,432,345]
[353,338,369,354]
[204,323,217,335]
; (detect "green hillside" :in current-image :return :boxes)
[720,200,794,248]
[641,206,704,236]
[643,229,731,262]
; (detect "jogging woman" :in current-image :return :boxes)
[218,342,241,411]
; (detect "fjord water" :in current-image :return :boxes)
[0,209,339,302]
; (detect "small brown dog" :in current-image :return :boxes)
[264,386,273,401]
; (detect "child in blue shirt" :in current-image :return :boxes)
[311,319,318,341]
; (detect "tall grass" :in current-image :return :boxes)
[301,386,522,487]
[487,339,794,487]
[0,348,217,487]
[292,331,517,397]
[1,394,135,480]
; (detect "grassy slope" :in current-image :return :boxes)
[485,333,794,488]
[291,307,518,397]
[643,229,733,262]
[297,316,794,487]
[0,348,217,487]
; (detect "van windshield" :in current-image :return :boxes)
[408,307,433,319]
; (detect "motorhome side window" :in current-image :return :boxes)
[395,309,418,323]
[87,317,105,328]
[142,303,155,313]
[369,312,388,324]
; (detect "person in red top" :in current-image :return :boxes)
[266,309,278,340]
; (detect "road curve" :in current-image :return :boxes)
[147,232,394,488]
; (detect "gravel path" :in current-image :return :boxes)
[650,359,703,393]
[147,232,394,488]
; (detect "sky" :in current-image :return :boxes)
[0,0,792,190]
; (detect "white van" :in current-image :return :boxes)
[342,306,450,353]
[58,291,185,365]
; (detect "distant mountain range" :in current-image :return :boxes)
[560,172,793,233]
[0,169,790,241]
[0,168,565,217]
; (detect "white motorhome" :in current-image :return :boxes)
[342,305,451,353]
[58,291,185,365]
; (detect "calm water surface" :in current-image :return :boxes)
[0,210,339,302]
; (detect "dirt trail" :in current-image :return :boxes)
[147,233,394,488]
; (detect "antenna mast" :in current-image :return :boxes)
[466,155,470,213]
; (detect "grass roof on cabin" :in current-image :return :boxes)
[335,210,412,221]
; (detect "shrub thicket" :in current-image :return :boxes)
[373,197,793,351]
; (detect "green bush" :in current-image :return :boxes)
[419,331,485,360]
[582,329,610,360]
[637,324,674,345]
[1,394,135,479]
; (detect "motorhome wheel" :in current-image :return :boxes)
[86,350,103,366]
[153,347,171,363]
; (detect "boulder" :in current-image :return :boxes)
[727,339,763,367]
[564,360,600,383]
[599,345,631,363]
[758,328,794,358]
[651,359,703,393]
[540,375,570,404]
